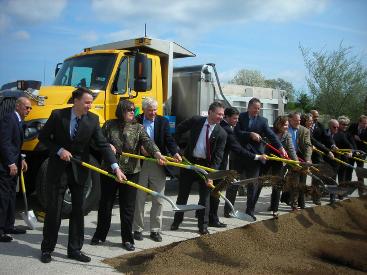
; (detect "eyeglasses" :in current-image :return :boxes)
[341,123,348,126]
[332,126,339,129]
[127,108,135,112]
[24,106,32,110]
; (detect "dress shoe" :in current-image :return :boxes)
[292,207,299,212]
[314,199,321,205]
[41,252,52,263]
[267,206,272,211]
[150,232,162,242]
[123,242,135,251]
[338,195,344,200]
[199,228,210,235]
[272,212,279,217]
[209,221,227,228]
[68,250,91,262]
[5,228,26,234]
[248,213,257,221]
[0,233,13,242]
[134,231,143,241]
[224,212,231,218]
[170,222,180,231]
[330,197,336,203]
[90,236,100,245]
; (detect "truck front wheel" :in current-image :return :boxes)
[36,155,101,217]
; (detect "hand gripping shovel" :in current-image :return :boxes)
[20,170,37,229]
[180,156,254,222]
[69,157,204,212]
[314,147,367,179]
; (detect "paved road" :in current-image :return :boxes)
[0,173,361,275]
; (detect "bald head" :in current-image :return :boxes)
[328,119,339,135]
[310,110,319,123]
[15,97,32,120]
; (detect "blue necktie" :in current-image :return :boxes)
[19,121,23,135]
[248,117,254,130]
[72,117,81,140]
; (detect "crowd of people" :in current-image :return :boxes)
[0,87,366,264]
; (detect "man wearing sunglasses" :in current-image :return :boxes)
[0,97,31,242]
[325,119,353,202]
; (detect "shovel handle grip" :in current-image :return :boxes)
[313,147,348,165]
[20,170,26,193]
[70,157,154,194]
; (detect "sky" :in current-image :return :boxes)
[0,0,366,97]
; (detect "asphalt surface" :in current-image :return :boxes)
[0,173,361,275]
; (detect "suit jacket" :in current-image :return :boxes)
[219,120,255,170]
[234,111,282,155]
[296,125,313,162]
[325,130,353,171]
[174,116,227,170]
[348,122,367,152]
[342,129,357,150]
[136,114,178,175]
[310,135,330,155]
[38,107,116,185]
[0,111,24,174]
[312,121,335,147]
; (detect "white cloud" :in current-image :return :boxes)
[0,13,12,34]
[269,70,306,83]
[218,67,240,83]
[77,30,99,44]
[103,29,139,42]
[10,30,31,41]
[0,0,67,30]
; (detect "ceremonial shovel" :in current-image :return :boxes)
[70,157,204,212]
[20,170,37,229]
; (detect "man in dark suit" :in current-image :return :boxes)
[170,102,227,235]
[208,107,267,224]
[347,115,367,195]
[227,98,286,221]
[0,97,31,242]
[325,119,353,202]
[133,97,181,243]
[38,87,124,263]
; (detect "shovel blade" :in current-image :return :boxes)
[232,178,258,185]
[355,167,367,178]
[173,204,205,212]
[325,185,357,196]
[20,210,37,230]
[205,170,236,180]
[229,210,255,222]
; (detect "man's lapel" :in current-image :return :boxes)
[153,116,159,142]
[74,113,89,141]
[62,108,72,142]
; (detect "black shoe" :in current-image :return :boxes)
[209,221,227,228]
[68,250,91,262]
[170,222,180,231]
[199,228,210,235]
[338,195,344,200]
[5,228,26,234]
[90,237,100,245]
[248,213,257,221]
[224,211,231,218]
[314,200,321,205]
[150,232,162,242]
[123,242,135,251]
[41,252,51,263]
[0,233,13,242]
[133,231,143,241]
[330,197,336,203]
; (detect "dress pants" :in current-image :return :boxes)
[209,179,221,224]
[347,156,366,195]
[133,161,166,233]
[225,155,261,215]
[0,170,17,234]
[93,172,139,244]
[41,164,87,254]
[173,159,211,229]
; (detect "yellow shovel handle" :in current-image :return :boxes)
[20,170,26,192]
[313,147,348,165]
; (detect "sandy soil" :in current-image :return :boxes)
[103,196,367,275]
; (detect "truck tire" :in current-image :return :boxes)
[36,155,101,217]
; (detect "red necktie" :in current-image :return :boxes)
[206,124,211,163]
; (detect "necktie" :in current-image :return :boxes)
[206,124,211,163]
[72,117,81,140]
[358,129,361,136]
[248,117,254,130]
[19,121,23,136]
[310,126,314,134]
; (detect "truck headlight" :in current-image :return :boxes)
[23,119,47,141]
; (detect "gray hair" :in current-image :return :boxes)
[142,97,158,109]
[288,110,300,120]
[338,115,350,125]
[328,119,338,126]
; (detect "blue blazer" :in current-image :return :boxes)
[136,114,178,176]
[0,111,24,174]
[219,120,255,170]
[234,111,282,155]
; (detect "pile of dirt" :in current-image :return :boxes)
[103,196,367,275]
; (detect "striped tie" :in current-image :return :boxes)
[72,117,81,140]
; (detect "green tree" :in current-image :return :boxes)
[264,78,296,102]
[295,93,312,111]
[229,69,266,87]
[300,41,367,121]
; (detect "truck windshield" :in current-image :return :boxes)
[52,53,117,90]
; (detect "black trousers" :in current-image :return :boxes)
[347,156,366,195]
[0,169,17,234]
[41,164,87,254]
[93,172,139,244]
[173,159,211,229]
[225,155,262,215]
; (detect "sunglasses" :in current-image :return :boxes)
[25,106,32,110]
[127,108,136,112]
[332,126,339,129]
[341,123,348,126]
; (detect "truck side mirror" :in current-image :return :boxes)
[134,53,147,92]
[55,63,63,77]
